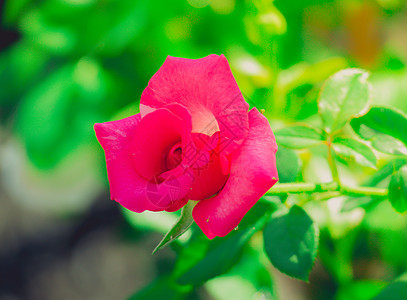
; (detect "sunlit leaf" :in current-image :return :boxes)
[332,137,377,168]
[318,68,371,132]
[388,166,407,213]
[263,205,319,281]
[274,125,324,149]
[350,106,407,155]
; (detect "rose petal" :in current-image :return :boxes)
[132,104,194,180]
[140,54,249,155]
[187,132,229,200]
[95,114,141,153]
[145,172,194,210]
[95,114,193,212]
[165,197,189,212]
[192,108,278,239]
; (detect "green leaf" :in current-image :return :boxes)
[152,201,196,254]
[364,201,407,231]
[374,228,407,268]
[318,68,371,132]
[276,147,301,183]
[365,158,407,186]
[127,277,191,300]
[174,202,275,286]
[350,106,407,155]
[15,65,75,169]
[274,125,324,149]
[300,57,349,85]
[372,273,407,300]
[3,0,31,25]
[206,276,261,300]
[206,247,276,300]
[332,137,377,168]
[0,42,48,108]
[213,247,276,300]
[341,197,381,213]
[388,166,407,213]
[343,158,407,213]
[263,205,319,281]
[371,135,407,156]
[275,57,348,93]
[336,280,386,300]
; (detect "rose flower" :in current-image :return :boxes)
[94,55,278,239]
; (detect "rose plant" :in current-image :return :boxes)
[95,54,278,239]
[95,56,407,300]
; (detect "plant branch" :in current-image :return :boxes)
[327,136,340,184]
[266,182,388,198]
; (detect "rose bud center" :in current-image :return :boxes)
[166,142,183,170]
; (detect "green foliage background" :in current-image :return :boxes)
[1,0,407,299]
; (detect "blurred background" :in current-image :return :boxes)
[1,0,407,299]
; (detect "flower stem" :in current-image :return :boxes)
[266,182,388,198]
[340,185,388,197]
[327,136,340,184]
[267,182,338,194]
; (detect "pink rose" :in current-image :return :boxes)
[94,55,278,239]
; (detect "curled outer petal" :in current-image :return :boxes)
[192,108,279,239]
[94,110,194,212]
